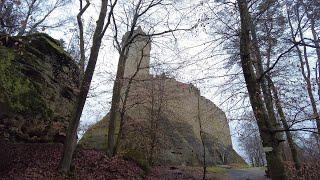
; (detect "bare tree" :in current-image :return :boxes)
[197,92,207,180]
[107,0,195,157]
[77,0,90,76]
[113,37,151,155]
[59,0,118,173]
[107,0,151,156]
[267,76,301,170]
[287,1,320,135]
[237,0,287,178]
[238,115,266,167]
[0,0,71,35]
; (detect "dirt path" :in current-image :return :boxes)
[147,166,227,180]
[228,167,270,180]
[147,166,270,180]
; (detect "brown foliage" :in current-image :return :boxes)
[0,141,143,179]
[285,161,320,180]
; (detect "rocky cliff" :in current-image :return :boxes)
[80,28,244,166]
[0,33,80,142]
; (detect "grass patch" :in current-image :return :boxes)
[207,166,228,174]
[228,163,251,169]
[259,166,267,171]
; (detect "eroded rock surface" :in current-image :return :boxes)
[0,33,80,142]
[80,28,244,166]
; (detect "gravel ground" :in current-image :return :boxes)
[228,167,270,180]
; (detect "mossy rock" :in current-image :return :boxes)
[0,47,52,117]
[0,33,80,143]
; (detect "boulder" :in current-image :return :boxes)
[0,33,80,142]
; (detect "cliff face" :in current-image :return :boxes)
[80,75,244,166]
[80,28,244,166]
[0,33,80,142]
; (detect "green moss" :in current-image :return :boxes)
[32,33,71,59]
[207,166,228,174]
[32,33,61,45]
[0,46,52,118]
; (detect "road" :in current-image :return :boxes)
[228,167,270,180]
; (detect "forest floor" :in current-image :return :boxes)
[0,141,267,179]
[0,141,143,179]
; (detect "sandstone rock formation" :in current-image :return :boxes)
[0,33,80,142]
[80,28,244,166]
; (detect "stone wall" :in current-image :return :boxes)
[123,26,151,79]
[80,28,244,165]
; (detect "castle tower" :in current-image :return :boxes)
[122,26,151,79]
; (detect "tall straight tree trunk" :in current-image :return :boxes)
[113,44,148,155]
[248,5,288,161]
[298,33,320,134]
[107,54,127,156]
[267,77,301,171]
[77,0,90,77]
[260,7,297,166]
[249,16,277,125]
[107,3,142,155]
[248,2,292,162]
[59,0,117,173]
[197,94,206,180]
[237,0,287,179]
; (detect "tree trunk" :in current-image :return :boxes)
[107,8,141,156]
[58,0,114,173]
[197,94,206,180]
[107,54,127,157]
[113,46,147,154]
[77,0,90,76]
[267,77,301,171]
[237,0,287,179]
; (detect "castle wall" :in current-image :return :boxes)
[80,28,244,166]
[119,27,233,162]
[162,78,232,147]
[123,27,151,79]
[123,76,232,147]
